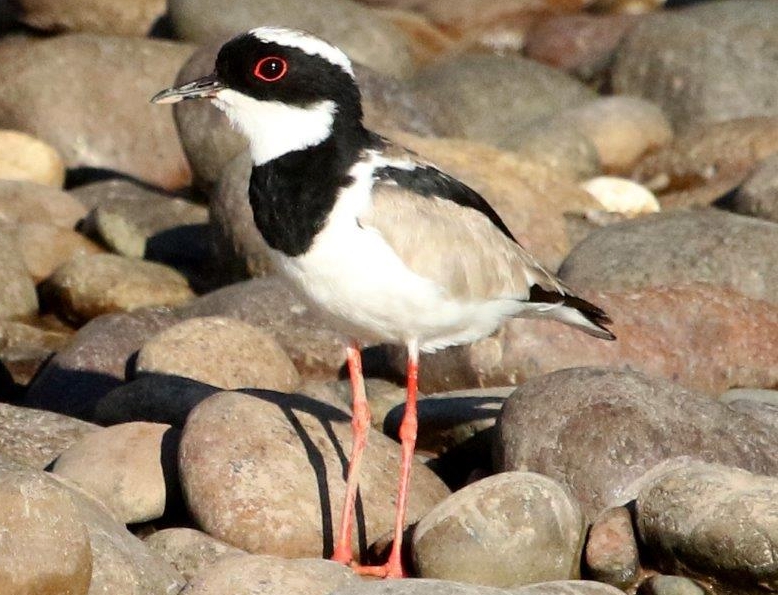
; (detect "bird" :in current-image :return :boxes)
[152,26,615,578]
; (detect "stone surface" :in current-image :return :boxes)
[328,578,623,595]
[413,471,585,587]
[144,527,244,581]
[13,222,103,281]
[0,402,98,468]
[613,0,778,130]
[52,422,180,524]
[494,367,778,519]
[24,308,179,420]
[43,253,194,324]
[17,0,165,36]
[179,390,450,558]
[732,152,778,223]
[180,553,356,595]
[0,180,87,229]
[135,316,301,392]
[584,507,639,589]
[385,284,778,396]
[75,179,208,260]
[0,229,38,319]
[0,129,65,187]
[0,458,92,595]
[168,0,413,78]
[0,34,194,190]
[559,210,778,305]
[637,575,706,595]
[580,177,659,216]
[0,319,72,386]
[637,462,778,590]
[408,53,597,151]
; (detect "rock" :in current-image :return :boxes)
[24,308,179,420]
[0,458,92,595]
[510,121,601,182]
[558,210,778,304]
[524,14,639,83]
[13,222,103,281]
[94,375,221,427]
[632,117,778,209]
[42,253,194,324]
[494,368,778,519]
[180,553,356,595]
[0,34,194,190]
[413,471,585,587]
[637,461,778,590]
[584,507,640,589]
[16,0,165,36]
[0,230,38,319]
[74,179,208,261]
[0,129,65,187]
[580,177,659,216]
[720,388,778,407]
[168,0,414,78]
[0,402,98,468]
[385,284,778,396]
[613,0,778,131]
[135,316,301,392]
[637,575,706,595]
[732,152,778,223]
[52,422,180,524]
[0,457,185,595]
[408,53,597,152]
[180,277,348,380]
[513,581,628,595]
[144,527,244,581]
[328,578,623,595]
[0,180,87,229]
[0,319,72,386]
[179,390,450,558]
[301,377,403,429]
[553,97,673,175]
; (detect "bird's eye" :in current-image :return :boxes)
[253,56,288,82]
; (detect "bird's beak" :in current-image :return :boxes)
[151,73,226,104]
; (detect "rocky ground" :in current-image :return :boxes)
[0,0,777,594]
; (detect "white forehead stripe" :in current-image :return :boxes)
[249,27,355,77]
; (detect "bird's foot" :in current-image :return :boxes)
[350,561,407,579]
[330,545,353,566]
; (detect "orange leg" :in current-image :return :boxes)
[353,340,419,579]
[331,341,370,565]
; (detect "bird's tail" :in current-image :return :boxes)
[523,284,616,340]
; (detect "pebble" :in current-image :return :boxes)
[302,377,405,429]
[584,507,640,589]
[0,229,38,319]
[580,177,660,216]
[510,121,601,182]
[413,471,585,587]
[178,390,450,558]
[0,319,72,385]
[135,316,301,392]
[0,34,194,190]
[42,253,194,324]
[180,553,357,595]
[0,129,65,187]
[144,527,244,581]
[637,461,778,590]
[494,367,778,519]
[0,180,87,229]
[559,209,778,305]
[168,0,414,78]
[16,0,165,36]
[637,575,707,595]
[52,422,180,524]
[0,402,98,468]
[328,578,624,595]
[732,152,778,223]
[13,221,103,281]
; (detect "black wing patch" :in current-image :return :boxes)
[374,165,517,243]
[528,284,616,340]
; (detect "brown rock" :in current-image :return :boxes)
[0,229,38,319]
[732,152,778,223]
[413,471,585,587]
[13,222,102,281]
[0,34,194,190]
[52,422,180,524]
[0,402,98,468]
[179,390,450,558]
[584,507,640,589]
[0,319,73,385]
[0,458,92,595]
[0,180,87,229]
[180,553,357,595]
[43,253,194,324]
[0,129,65,187]
[17,0,165,36]
[494,368,778,519]
[144,527,245,581]
[135,316,301,392]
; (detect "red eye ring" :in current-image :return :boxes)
[253,56,288,82]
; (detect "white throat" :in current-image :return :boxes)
[213,89,336,165]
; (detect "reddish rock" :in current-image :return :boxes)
[584,507,640,589]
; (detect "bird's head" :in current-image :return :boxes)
[152,27,364,164]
